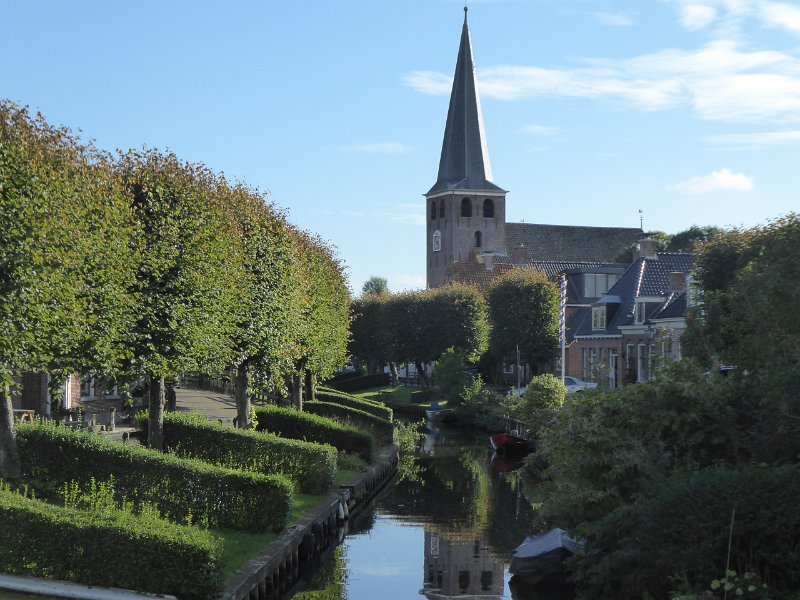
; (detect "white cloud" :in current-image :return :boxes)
[403,71,452,95]
[406,38,800,123]
[520,124,559,136]
[679,4,719,30]
[342,142,410,154]
[675,168,755,194]
[761,2,800,34]
[706,129,800,147]
[594,12,635,26]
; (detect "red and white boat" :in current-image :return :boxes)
[490,431,532,453]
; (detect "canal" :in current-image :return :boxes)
[290,424,574,600]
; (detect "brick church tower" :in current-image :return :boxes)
[425,7,507,289]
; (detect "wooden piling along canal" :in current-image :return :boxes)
[221,446,399,600]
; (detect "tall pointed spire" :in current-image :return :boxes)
[428,7,504,195]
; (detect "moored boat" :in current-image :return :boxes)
[509,528,583,586]
[489,431,532,453]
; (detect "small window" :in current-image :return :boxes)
[635,301,646,324]
[483,198,494,218]
[439,199,445,218]
[474,231,482,248]
[430,200,437,220]
[461,197,472,217]
[592,307,606,330]
[432,230,441,252]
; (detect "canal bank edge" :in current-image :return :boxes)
[221,444,399,600]
[0,446,398,600]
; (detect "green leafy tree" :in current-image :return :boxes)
[226,183,301,429]
[291,230,351,406]
[350,294,392,374]
[361,276,389,297]
[433,347,471,403]
[0,102,136,478]
[119,149,247,450]
[487,268,559,376]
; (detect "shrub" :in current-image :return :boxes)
[254,405,373,462]
[330,373,390,393]
[316,387,393,421]
[16,421,292,532]
[630,464,800,599]
[0,487,223,600]
[520,374,565,413]
[304,401,394,443]
[137,412,336,494]
[433,347,471,403]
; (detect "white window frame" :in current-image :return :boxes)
[592,307,606,331]
[432,230,441,252]
[635,301,646,324]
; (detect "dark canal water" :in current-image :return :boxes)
[291,425,574,600]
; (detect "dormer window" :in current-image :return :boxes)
[592,307,606,331]
[432,230,441,252]
[635,301,646,324]
[461,197,472,217]
[483,198,494,218]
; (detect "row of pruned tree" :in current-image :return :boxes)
[350,269,560,384]
[0,101,350,478]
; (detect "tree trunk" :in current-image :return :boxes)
[389,362,399,385]
[0,378,21,480]
[291,374,303,410]
[235,362,251,429]
[415,361,429,388]
[147,374,165,451]
[304,370,316,403]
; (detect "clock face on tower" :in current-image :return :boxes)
[432,230,442,252]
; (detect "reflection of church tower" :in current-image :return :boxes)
[421,530,504,598]
[426,7,507,289]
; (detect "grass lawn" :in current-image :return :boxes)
[0,593,61,600]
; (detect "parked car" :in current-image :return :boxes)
[563,376,598,394]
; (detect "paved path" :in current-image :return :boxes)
[174,386,237,423]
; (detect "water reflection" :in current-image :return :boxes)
[293,426,573,600]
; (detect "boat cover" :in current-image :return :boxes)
[509,528,583,580]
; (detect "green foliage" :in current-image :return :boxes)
[254,404,373,462]
[304,401,394,443]
[487,268,559,370]
[16,421,291,531]
[433,347,472,404]
[0,486,223,600]
[349,293,392,373]
[395,420,426,483]
[520,374,565,412]
[316,387,393,421]
[361,276,389,296]
[138,411,336,494]
[292,230,351,382]
[329,372,391,393]
[636,465,800,599]
[529,361,784,598]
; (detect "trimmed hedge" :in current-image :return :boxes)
[254,405,373,462]
[410,388,437,404]
[16,422,292,532]
[317,387,393,421]
[330,373,390,393]
[0,488,222,600]
[304,401,394,443]
[138,412,337,494]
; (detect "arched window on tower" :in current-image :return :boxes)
[439,199,445,218]
[432,230,442,252]
[430,200,437,220]
[483,198,494,218]
[461,197,472,217]
[474,231,482,248]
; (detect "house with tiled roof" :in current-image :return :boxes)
[570,239,695,387]
[425,8,642,290]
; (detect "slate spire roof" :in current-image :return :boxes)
[427,8,505,196]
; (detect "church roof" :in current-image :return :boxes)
[427,8,505,196]
[505,223,643,263]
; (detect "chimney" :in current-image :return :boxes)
[483,253,494,271]
[512,244,528,265]
[634,238,658,261]
[669,272,686,293]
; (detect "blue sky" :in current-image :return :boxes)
[4,0,800,293]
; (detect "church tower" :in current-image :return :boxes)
[426,7,507,289]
